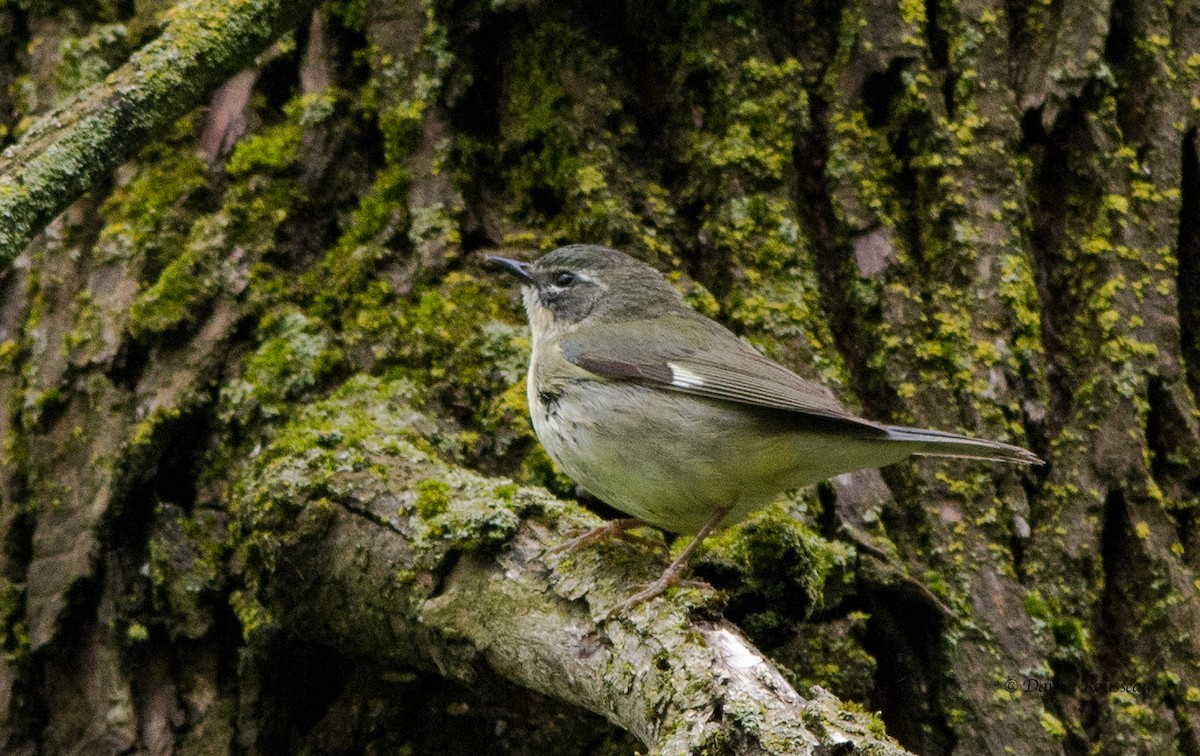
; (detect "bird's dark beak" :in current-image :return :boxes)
[485,255,535,283]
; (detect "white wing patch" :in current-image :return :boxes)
[668,362,705,389]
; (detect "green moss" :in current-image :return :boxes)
[96,133,211,275]
[127,213,226,338]
[341,168,411,255]
[409,466,530,553]
[219,308,340,426]
[1024,589,1093,664]
[226,91,338,176]
[452,20,674,259]
[491,482,519,501]
[226,122,303,177]
[0,0,314,261]
[701,503,854,624]
[688,57,808,182]
[146,505,227,639]
[670,45,853,391]
[0,577,26,657]
[57,23,130,95]
[415,479,451,518]
[229,589,275,642]
[777,611,877,703]
[1021,697,1062,735]
[230,374,558,617]
[325,0,371,32]
[63,290,100,356]
[711,193,849,389]
[298,268,532,467]
[499,24,611,221]
[0,339,18,371]
[124,622,149,643]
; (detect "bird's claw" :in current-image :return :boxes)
[548,518,667,556]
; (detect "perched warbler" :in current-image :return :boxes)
[489,244,1040,614]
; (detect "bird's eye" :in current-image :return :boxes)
[553,271,577,287]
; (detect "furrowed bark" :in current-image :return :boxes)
[234,381,910,755]
[0,0,318,261]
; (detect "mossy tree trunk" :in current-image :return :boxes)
[0,0,1198,753]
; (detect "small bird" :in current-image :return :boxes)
[488,244,1040,615]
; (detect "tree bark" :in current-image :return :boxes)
[0,0,1198,753]
[230,378,907,753]
[0,0,318,262]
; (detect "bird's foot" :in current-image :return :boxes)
[603,559,692,619]
[602,506,731,621]
[549,518,667,555]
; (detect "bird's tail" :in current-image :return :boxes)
[883,425,1042,465]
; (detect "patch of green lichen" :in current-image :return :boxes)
[219,308,341,426]
[698,502,855,636]
[407,465,532,554]
[56,22,129,95]
[126,213,227,338]
[95,118,211,276]
[1046,140,1173,422]
[688,57,808,182]
[230,374,558,618]
[1024,588,1093,666]
[0,576,28,661]
[823,6,1049,445]
[1104,690,1170,749]
[716,193,850,389]
[673,46,851,390]
[145,503,228,639]
[456,19,675,261]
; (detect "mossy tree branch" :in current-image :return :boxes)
[233,377,909,755]
[0,0,318,262]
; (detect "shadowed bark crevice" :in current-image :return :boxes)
[923,0,955,121]
[1102,0,1147,142]
[862,585,955,756]
[1096,487,1129,658]
[794,109,903,422]
[0,8,23,151]
[1024,99,1096,437]
[1178,131,1200,423]
[1090,486,1139,739]
[251,637,353,749]
[1145,375,1200,564]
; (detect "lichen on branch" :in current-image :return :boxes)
[0,0,319,262]
[229,374,910,754]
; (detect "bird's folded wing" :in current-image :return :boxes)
[560,316,887,436]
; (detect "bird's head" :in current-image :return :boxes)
[487,245,682,335]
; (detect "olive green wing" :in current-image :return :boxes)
[559,315,888,436]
